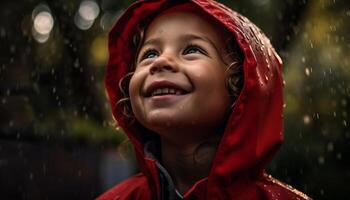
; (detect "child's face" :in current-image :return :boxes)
[129,8,231,136]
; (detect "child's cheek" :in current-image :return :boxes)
[128,72,145,121]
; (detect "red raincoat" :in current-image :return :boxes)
[98,0,311,199]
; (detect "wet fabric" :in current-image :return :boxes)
[97,0,312,199]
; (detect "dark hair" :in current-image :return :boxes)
[116,20,244,123]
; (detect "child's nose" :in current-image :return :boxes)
[149,55,179,75]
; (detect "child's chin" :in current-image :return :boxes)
[143,114,190,131]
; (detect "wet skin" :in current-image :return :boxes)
[129,9,232,143]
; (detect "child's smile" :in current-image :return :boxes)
[129,7,231,140]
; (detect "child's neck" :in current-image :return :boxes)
[160,133,221,194]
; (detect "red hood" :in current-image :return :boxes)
[105,0,284,197]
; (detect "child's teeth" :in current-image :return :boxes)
[151,87,185,96]
[155,88,162,95]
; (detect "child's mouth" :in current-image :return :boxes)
[144,80,191,98]
[150,87,187,97]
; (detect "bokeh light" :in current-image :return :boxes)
[31,4,54,43]
[75,0,100,30]
[79,0,100,21]
[33,11,54,35]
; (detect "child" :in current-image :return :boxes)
[98,0,311,199]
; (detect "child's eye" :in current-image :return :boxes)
[183,45,206,55]
[141,49,159,60]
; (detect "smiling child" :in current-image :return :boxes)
[98,0,311,199]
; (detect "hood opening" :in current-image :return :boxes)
[105,0,284,194]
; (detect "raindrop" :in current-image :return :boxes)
[316,113,320,119]
[301,57,306,63]
[305,68,310,76]
[336,153,342,160]
[341,99,347,106]
[318,156,325,165]
[42,163,47,175]
[343,120,347,127]
[250,0,270,6]
[309,40,314,48]
[10,45,16,54]
[303,115,311,125]
[0,28,5,37]
[342,111,347,117]
[326,142,334,152]
[60,129,65,136]
[320,189,324,196]
[29,173,34,180]
[74,59,80,68]
[346,10,350,16]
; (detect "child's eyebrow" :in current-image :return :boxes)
[142,34,218,50]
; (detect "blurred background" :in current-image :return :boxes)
[0,0,349,199]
